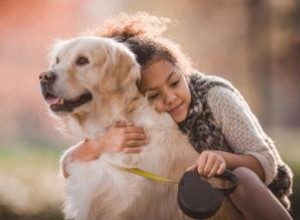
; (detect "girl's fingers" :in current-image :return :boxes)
[216,162,226,175]
[207,161,221,178]
[125,139,149,148]
[203,154,216,177]
[123,147,142,154]
[125,132,148,141]
[197,153,208,176]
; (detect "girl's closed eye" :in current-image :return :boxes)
[170,79,180,87]
[147,92,159,100]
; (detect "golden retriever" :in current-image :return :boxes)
[40,36,237,220]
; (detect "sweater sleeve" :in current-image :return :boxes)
[206,86,277,185]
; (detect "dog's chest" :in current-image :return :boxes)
[65,107,199,220]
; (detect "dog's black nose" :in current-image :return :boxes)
[39,71,56,84]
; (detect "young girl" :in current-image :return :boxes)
[61,13,293,219]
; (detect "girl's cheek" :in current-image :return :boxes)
[153,101,164,113]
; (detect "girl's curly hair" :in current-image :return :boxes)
[89,12,192,74]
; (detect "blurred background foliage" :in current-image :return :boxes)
[0,0,299,219]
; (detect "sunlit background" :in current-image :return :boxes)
[0,0,299,219]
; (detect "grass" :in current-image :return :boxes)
[0,144,59,168]
[0,141,65,219]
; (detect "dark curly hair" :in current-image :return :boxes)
[89,12,192,74]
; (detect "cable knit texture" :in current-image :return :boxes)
[178,72,293,209]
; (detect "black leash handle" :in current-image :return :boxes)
[214,169,238,195]
[178,169,239,219]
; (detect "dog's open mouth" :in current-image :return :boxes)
[44,92,92,112]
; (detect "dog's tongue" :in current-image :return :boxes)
[46,97,61,105]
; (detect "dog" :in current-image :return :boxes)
[40,36,237,220]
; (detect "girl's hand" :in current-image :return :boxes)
[187,150,226,178]
[60,121,149,178]
[100,121,149,154]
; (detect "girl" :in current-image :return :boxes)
[61,13,293,219]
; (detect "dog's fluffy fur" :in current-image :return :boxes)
[42,36,235,220]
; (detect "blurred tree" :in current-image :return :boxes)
[246,0,273,127]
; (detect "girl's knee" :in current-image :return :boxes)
[231,167,266,196]
[232,167,261,185]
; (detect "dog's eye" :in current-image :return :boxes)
[76,56,89,66]
[56,57,60,64]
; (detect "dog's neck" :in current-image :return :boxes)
[65,93,146,139]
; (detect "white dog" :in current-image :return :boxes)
[40,36,235,220]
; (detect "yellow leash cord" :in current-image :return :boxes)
[109,163,179,184]
[122,167,179,183]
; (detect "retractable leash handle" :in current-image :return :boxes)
[214,170,238,195]
[178,169,238,220]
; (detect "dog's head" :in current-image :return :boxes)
[39,36,140,135]
[40,36,140,114]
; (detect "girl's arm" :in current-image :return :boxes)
[60,123,149,178]
[60,139,104,178]
[214,151,265,180]
[206,86,278,184]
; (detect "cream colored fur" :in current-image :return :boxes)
[46,36,233,220]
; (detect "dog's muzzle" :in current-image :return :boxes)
[40,70,56,85]
[39,70,57,99]
[39,70,92,113]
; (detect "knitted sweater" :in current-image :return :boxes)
[178,72,293,209]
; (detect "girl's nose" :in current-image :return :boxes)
[164,91,176,105]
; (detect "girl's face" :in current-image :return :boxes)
[139,60,191,123]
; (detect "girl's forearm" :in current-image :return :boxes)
[61,139,103,178]
[216,151,265,181]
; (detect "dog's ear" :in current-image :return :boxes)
[114,46,141,89]
[98,41,141,95]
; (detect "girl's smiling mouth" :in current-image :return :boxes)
[168,102,184,115]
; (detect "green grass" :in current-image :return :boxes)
[0,141,65,219]
[0,143,60,169]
